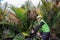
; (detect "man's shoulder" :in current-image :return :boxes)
[40,20,45,23]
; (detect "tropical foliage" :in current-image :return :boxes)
[0,0,60,40]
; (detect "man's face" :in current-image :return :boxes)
[36,17,41,21]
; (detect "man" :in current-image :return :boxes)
[31,15,50,40]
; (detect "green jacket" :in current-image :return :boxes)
[33,20,50,32]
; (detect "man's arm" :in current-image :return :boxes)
[27,22,44,38]
[33,22,44,33]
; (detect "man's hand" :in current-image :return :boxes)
[37,32,42,38]
[31,30,34,33]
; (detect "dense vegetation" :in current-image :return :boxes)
[0,0,60,40]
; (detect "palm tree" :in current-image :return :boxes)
[0,2,22,40]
